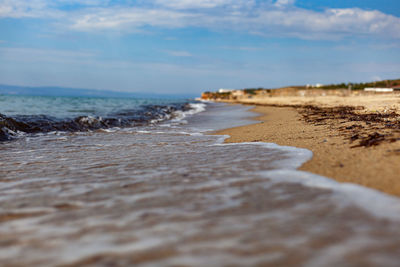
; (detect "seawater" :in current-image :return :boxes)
[0,95,185,118]
[1,101,400,266]
[0,95,191,141]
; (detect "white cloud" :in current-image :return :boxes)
[66,3,400,40]
[165,50,192,57]
[249,7,400,39]
[0,0,400,40]
[274,0,295,8]
[53,0,110,6]
[153,0,235,9]
[0,0,63,18]
[0,0,108,18]
[70,8,198,30]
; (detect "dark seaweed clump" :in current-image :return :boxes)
[299,105,400,147]
[0,103,191,142]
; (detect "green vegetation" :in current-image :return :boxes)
[202,78,400,100]
[243,88,263,95]
[319,79,400,90]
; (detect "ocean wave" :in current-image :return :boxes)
[0,102,202,141]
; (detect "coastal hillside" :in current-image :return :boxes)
[201,78,400,100]
[204,78,400,197]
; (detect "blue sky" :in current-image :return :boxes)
[0,0,400,94]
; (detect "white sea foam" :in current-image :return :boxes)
[2,101,400,266]
[263,169,400,221]
[172,103,207,122]
[197,103,400,222]
[98,127,120,133]
[216,142,313,170]
[214,138,400,221]
[215,139,400,221]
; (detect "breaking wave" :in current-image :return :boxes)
[0,102,205,141]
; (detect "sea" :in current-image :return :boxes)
[1,95,400,266]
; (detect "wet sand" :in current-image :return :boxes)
[2,102,400,265]
[216,102,400,197]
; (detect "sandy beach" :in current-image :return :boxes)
[214,93,400,197]
[3,99,400,265]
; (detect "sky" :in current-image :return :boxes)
[0,0,400,94]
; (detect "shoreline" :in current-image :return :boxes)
[215,103,400,197]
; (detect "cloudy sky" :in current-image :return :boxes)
[0,0,399,94]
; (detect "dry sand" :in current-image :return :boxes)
[229,93,400,113]
[215,94,400,197]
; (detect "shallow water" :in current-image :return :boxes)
[1,103,400,266]
[0,95,195,141]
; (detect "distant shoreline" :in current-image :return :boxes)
[210,91,400,196]
[0,84,196,99]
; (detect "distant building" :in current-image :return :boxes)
[306,83,324,88]
[364,88,394,92]
[218,88,235,93]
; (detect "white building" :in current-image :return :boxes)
[306,84,324,88]
[218,88,235,93]
[364,88,394,92]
